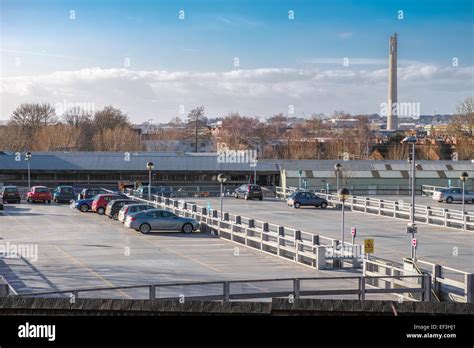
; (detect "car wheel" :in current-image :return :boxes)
[234,193,239,199]
[139,223,151,234]
[446,197,453,204]
[244,194,249,200]
[113,212,119,220]
[294,202,301,209]
[48,200,51,204]
[97,207,105,215]
[259,197,263,201]
[26,198,30,203]
[320,202,328,209]
[79,204,89,212]
[182,223,193,234]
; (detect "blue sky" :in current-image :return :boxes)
[1,0,473,121]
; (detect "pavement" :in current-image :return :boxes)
[0,202,399,301]
[189,196,474,273]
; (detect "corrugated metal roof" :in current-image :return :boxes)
[0,152,472,173]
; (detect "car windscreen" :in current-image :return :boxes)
[250,186,261,191]
[35,188,49,193]
[4,188,18,193]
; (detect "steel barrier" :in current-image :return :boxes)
[17,275,429,302]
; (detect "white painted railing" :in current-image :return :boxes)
[275,186,474,231]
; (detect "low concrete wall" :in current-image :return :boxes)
[0,297,471,316]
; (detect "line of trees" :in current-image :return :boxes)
[0,103,143,151]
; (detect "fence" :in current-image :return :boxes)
[15,275,430,302]
[275,186,474,231]
[364,256,473,303]
[124,189,363,270]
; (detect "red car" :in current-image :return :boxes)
[91,194,124,215]
[26,186,52,203]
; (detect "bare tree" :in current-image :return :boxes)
[10,103,57,133]
[186,106,210,152]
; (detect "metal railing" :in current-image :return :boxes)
[364,256,473,303]
[124,189,362,270]
[17,275,430,302]
[275,186,474,231]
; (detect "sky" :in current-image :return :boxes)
[0,0,473,123]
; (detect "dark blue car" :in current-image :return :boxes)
[71,197,95,212]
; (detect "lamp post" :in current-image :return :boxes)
[338,187,350,248]
[460,172,469,229]
[402,136,417,259]
[146,161,154,201]
[335,163,342,193]
[217,174,228,220]
[250,158,258,185]
[25,152,32,189]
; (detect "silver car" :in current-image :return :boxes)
[118,203,154,223]
[433,188,474,204]
[124,209,200,234]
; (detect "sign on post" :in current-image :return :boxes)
[412,238,417,248]
[351,227,356,237]
[364,239,374,254]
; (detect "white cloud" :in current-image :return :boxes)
[1,65,472,121]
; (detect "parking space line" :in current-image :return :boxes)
[54,245,132,299]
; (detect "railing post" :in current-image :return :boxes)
[358,276,365,300]
[235,216,241,224]
[223,282,230,302]
[149,285,155,300]
[277,226,284,256]
[432,264,441,299]
[223,212,229,221]
[293,279,300,299]
[294,230,301,262]
[465,274,473,303]
[422,275,432,302]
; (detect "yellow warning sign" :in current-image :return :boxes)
[364,239,374,254]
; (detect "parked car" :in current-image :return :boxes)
[0,201,4,210]
[77,188,109,200]
[135,186,173,199]
[26,186,52,203]
[91,194,125,215]
[233,184,263,200]
[287,191,328,209]
[53,185,76,203]
[433,188,474,204]
[1,186,21,204]
[118,203,154,223]
[124,209,199,234]
[71,197,96,212]
[105,199,137,220]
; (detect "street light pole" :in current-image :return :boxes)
[338,188,350,248]
[146,161,154,201]
[335,163,342,193]
[460,172,469,230]
[25,152,32,189]
[402,136,417,259]
[218,174,227,220]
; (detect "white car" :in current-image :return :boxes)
[118,203,154,223]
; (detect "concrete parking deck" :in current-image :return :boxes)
[188,197,474,272]
[0,203,399,300]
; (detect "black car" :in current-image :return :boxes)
[287,191,328,209]
[78,188,109,200]
[53,185,76,203]
[234,184,263,200]
[1,186,21,204]
[0,201,4,210]
[105,199,137,220]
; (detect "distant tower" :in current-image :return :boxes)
[387,33,398,131]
